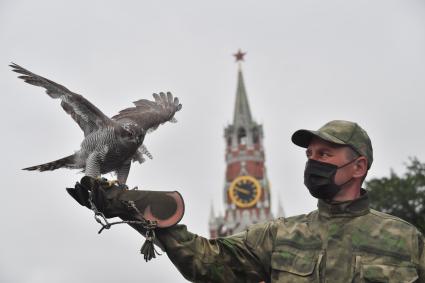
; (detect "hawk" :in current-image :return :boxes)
[11,63,182,184]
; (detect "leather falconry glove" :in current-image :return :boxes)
[67,176,185,261]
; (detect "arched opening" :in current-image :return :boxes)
[237,127,247,145]
[252,128,259,144]
[227,136,232,147]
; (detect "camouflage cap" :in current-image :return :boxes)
[291,120,373,169]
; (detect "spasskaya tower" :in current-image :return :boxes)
[209,50,281,238]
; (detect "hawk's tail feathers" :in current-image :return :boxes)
[23,154,76,172]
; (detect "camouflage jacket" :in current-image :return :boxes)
[156,192,425,282]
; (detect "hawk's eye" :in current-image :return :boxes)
[124,128,134,137]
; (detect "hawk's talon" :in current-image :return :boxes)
[107,179,120,187]
[118,183,129,190]
[95,177,119,188]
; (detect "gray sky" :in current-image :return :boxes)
[1,0,424,282]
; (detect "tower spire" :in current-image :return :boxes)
[209,201,215,222]
[277,194,285,218]
[232,50,253,127]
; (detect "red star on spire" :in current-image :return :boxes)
[233,49,246,62]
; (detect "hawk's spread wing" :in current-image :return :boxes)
[112,92,182,132]
[10,63,113,136]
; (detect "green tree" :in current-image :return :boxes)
[366,157,425,234]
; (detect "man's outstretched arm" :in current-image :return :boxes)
[137,221,278,283]
[67,177,277,282]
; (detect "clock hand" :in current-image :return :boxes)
[234,186,251,195]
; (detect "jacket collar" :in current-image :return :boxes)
[318,189,370,218]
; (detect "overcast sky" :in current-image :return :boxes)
[1,0,424,282]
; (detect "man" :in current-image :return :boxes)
[69,120,425,282]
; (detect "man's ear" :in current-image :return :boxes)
[353,156,368,178]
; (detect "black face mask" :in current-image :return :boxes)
[304,158,356,200]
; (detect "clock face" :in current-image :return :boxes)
[229,176,262,208]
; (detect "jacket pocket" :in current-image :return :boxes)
[270,251,322,282]
[361,263,418,283]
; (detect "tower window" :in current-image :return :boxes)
[252,128,259,144]
[237,127,247,145]
[227,137,232,146]
[253,134,259,144]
